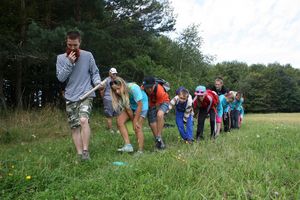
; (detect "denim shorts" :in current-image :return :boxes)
[66,98,93,129]
[147,102,169,123]
[103,98,118,117]
[132,109,148,118]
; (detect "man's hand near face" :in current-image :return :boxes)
[68,51,77,64]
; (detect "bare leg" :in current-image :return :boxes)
[215,122,221,137]
[135,117,145,151]
[106,117,113,130]
[117,111,130,144]
[71,127,83,154]
[80,117,91,151]
[156,110,165,136]
[149,110,166,149]
[149,122,158,137]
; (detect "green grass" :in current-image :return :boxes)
[0,109,299,199]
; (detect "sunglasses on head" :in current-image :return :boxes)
[109,80,121,87]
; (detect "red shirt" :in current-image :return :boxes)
[148,84,170,107]
[193,94,216,113]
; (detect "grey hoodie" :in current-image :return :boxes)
[56,50,101,101]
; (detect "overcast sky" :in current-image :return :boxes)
[168,0,300,68]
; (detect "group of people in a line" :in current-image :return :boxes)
[56,31,244,161]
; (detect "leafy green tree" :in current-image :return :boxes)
[214,61,249,90]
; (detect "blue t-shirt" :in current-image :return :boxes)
[127,83,148,111]
[230,97,244,111]
[217,95,230,117]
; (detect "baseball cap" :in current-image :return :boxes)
[194,85,206,96]
[142,76,156,89]
[109,67,118,74]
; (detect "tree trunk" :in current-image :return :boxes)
[75,0,81,22]
[0,71,7,112]
[16,0,26,109]
[16,60,23,109]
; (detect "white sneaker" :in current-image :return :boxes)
[117,144,134,153]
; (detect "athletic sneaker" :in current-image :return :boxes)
[155,138,166,150]
[117,144,134,153]
[82,150,90,161]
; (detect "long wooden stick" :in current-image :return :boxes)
[79,84,101,100]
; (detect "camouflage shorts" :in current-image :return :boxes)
[66,98,93,129]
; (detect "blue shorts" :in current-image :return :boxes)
[147,102,169,124]
[103,98,118,117]
[132,109,148,118]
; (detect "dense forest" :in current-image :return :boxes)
[1,0,300,112]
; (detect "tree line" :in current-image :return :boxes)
[1,0,300,113]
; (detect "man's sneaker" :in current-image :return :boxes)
[82,150,90,161]
[155,138,166,150]
[117,144,134,153]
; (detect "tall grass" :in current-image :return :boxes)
[0,110,299,199]
[0,107,69,144]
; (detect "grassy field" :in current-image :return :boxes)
[0,108,299,199]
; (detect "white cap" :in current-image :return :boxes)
[109,67,118,74]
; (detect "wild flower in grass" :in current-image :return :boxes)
[26,175,31,180]
[11,165,14,169]
[8,173,13,176]
[172,154,187,163]
[256,134,260,138]
[31,134,36,138]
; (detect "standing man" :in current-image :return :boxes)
[142,77,169,150]
[211,77,228,96]
[99,67,118,133]
[211,77,231,132]
[56,31,101,161]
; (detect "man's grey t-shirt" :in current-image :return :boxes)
[101,77,112,101]
[56,50,101,102]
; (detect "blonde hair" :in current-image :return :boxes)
[225,91,235,102]
[110,77,130,112]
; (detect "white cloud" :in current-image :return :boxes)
[169,0,300,68]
